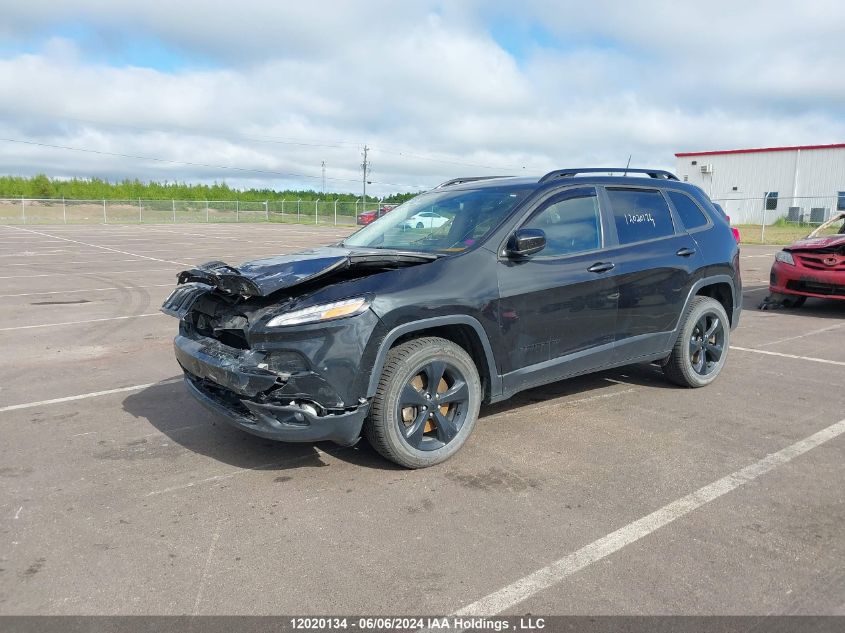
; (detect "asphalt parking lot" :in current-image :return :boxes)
[1,223,843,616]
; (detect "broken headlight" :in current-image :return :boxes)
[266,297,370,327]
[775,251,795,266]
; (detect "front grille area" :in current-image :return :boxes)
[212,328,250,349]
[186,373,259,422]
[795,252,845,272]
[786,280,845,296]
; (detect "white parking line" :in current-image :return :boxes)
[4,225,190,265]
[0,378,181,413]
[0,312,164,331]
[760,323,845,347]
[731,346,845,367]
[0,268,176,279]
[451,416,845,617]
[2,258,143,267]
[0,284,173,298]
[145,448,341,496]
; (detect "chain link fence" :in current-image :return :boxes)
[711,194,845,243]
[712,194,843,226]
[0,198,386,226]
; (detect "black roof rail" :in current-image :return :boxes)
[434,175,513,189]
[539,168,680,183]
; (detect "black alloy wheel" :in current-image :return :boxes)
[688,313,725,376]
[397,360,470,451]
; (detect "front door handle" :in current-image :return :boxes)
[587,262,615,273]
[676,247,696,257]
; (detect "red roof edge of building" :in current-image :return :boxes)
[675,143,845,158]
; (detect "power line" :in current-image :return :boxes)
[371,146,524,172]
[30,115,525,173]
[0,137,423,189]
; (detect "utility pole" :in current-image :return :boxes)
[321,160,326,195]
[361,145,369,212]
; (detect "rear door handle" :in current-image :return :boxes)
[587,262,615,273]
[676,247,696,257]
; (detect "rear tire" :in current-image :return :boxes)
[663,296,730,388]
[364,337,481,468]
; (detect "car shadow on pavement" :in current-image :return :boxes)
[123,365,676,472]
[477,361,678,420]
[121,379,403,472]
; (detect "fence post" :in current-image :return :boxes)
[103,199,107,224]
[297,199,301,222]
[265,200,269,221]
[171,199,176,223]
[63,197,67,224]
[315,199,319,225]
[206,200,209,223]
[21,197,25,224]
[281,199,285,217]
[138,198,142,224]
[761,195,767,243]
[236,199,239,222]
[334,199,338,226]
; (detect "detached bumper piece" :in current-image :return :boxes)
[175,335,368,445]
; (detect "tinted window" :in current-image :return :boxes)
[606,188,675,244]
[837,192,845,211]
[344,187,532,253]
[524,187,601,256]
[667,191,709,230]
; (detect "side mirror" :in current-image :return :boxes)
[506,228,546,258]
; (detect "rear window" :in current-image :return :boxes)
[667,191,709,230]
[606,188,675,245]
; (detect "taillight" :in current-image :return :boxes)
[726,214,741,243]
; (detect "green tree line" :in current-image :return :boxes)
[0,174,419,204]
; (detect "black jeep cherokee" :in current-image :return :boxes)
[162,168,741,468]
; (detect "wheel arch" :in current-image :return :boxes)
[366,316,501,402]
[673,275,738,333]
[695,281,734,325]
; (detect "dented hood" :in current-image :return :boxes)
[786,234,845,252]
[176,247,436,297]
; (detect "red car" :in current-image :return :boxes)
[356,204,397,226]
[767,212,845,306]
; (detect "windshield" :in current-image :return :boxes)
[343,186,531,253]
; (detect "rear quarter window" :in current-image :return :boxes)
[667,190,709,230]
[606,188,675,245]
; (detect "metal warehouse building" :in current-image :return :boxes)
[675,143,845,225]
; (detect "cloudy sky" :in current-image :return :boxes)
[0,0,843,195]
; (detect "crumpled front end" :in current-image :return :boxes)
[769,242,845,302]
[175,334,370,445]
[167,281,383,445]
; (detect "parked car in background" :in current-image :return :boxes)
[357,204,397,225]
[162,167,741,468]
[401,211,450,230]
[767,212,845,306]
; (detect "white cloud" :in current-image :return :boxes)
[0,1,842,195]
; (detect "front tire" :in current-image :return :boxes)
[663,296,730,388]
[364,337,481,468]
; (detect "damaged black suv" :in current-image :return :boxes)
[162,168,741,468]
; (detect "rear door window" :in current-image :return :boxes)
[606,188,675,245]
[667,190,709,230]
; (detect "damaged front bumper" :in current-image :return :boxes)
[770,260,845,301]
[174,334,369,445]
